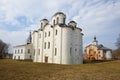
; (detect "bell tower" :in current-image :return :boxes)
[27,32,32,44]
[92,36,98,45]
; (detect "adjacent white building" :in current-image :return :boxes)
[13,32,33,60]
[32,12,83,64]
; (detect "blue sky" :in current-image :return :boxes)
[0,0,120,52]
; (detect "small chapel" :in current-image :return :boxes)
[84,37,112,60]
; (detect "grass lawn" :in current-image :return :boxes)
[0,59,120,80]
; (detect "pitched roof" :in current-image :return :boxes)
[97,44,111,50]
[13,44,26,48]
[86,44,112,50]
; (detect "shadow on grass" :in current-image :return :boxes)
[83,59,116,64]
[16,59,33,62]
[17,59,116,65]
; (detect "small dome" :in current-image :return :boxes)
[99,44,103,48]
[40,19,49,29]
[68,20,77,27]
[69,21,77,24]
[53,12,66,17]
[40,19,48,21]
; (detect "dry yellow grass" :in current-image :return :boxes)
[0,59,120,80]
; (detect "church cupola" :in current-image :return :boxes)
[92,36,98,45]
[27,32,32,44]
[68,21,77,27]
[40,19,49,29]
[52,12,66,25]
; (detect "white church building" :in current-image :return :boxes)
[32,12,83,64]
[13,32,33,60]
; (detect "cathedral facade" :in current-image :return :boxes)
[32,12,83,64]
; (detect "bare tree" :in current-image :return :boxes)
[112,34,120,59]
[0,39,9,59]
[116,34,120,49]
[112,49,120,59]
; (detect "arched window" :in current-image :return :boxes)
[18,49,19,54]
[41,23,43,28]
[55,48,57,56]
[45,32,47,37]
[38,49,40,55]
[21,49,23,53]
[57,17,59,24]
[53,19,55,25]
[63,18,65,24]
[48,42,50,49]
[48,31,50,37]
[70,47,72,56]
[44,42,46,49]
[34,49,35,56]
[55,30,58,35]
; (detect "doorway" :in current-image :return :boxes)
[45,56,48,63]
